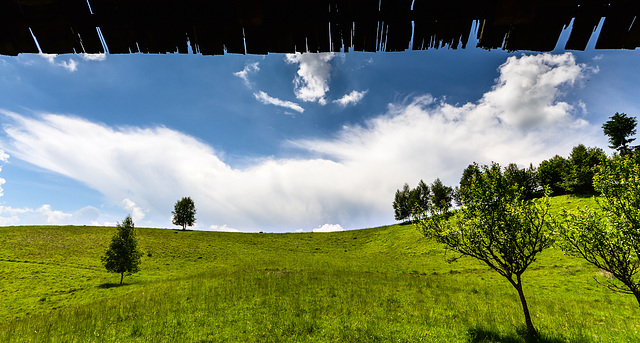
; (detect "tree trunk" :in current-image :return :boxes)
[514,277,538,338]
[120,272,124,285]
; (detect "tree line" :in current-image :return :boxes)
[394,112,638,222]
[408,112,640,338]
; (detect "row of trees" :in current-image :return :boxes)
[409,113,640,338]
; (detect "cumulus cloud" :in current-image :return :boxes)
[234,62,260,86]
[334,90,368,107]
[40,54,78,72]
[0,53,604,232]
[254,91,305,113]
[312,224,344,232]
[122,198,146,223]
[209,224,241,232]
[285,53,333,105]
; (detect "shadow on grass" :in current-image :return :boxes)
[97,283,127,289]
[467,327,587,343]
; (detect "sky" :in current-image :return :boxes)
[0,26,639,233]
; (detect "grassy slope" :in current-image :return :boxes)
[0,195,638,342]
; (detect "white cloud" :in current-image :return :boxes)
[0,53,605,232]
[0,149,8,198]
[254,91,305,113]
[0,216,19,226]
[234,62,260,87]
[312,224,344,232]
[209,224,240,232]
[35,204,73,224]
[39,54,78,72]
[122,198,146,223]
[81,53,107,61]
[285,53,333,105]
[334,90,368,107]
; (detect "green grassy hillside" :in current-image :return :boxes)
[1,195,638,342]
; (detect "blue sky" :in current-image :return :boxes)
[0,30,639,232]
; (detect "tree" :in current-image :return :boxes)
[538,155,569,195]
[172,196,197,230]
[602,112,637,154]
[393,183,412,221]
[561,144,606,195]
[413,162,554,338]
[504,163,540,200]
[102,215,142,285]
[429,178,454,212]
[559,155,640,305]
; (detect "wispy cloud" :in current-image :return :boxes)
[234,62,260,87]
[334,90,368,107]
[254,91,305,113]
[285,53,333,105]
[0,53,604,232]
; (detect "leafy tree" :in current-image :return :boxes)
[172,197,197,230]
[538,155,569,195]
[602,112,637,154]
[429,178,454,212]
[559,155,640,305]
[413,162,554,338]
[393,183,412,221]
[505,163,540,200]
[561,144,606,195]
[102,215,142,285]
[411,180,431,211]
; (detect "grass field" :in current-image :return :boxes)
[1,195,638,342]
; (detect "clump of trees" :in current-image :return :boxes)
[559,153,640,305]
[172,196,197,230]
[102,215,143,285]
[413,162,554,338]
[393,178,453,222]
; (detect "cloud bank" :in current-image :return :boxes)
[0,53,603,231]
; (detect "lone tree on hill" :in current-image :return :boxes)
[102,215,142,285]
[413,162,554,339]
[559,154,640,305]
[172,196,196,230]
[602,112,637,154]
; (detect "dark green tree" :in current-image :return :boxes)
[538,155,569,195]
[505,163,540,200]
[413,162,554,338]
[561,144,606,195]
[429,178,454,212]
[412,180,431,211]
[393,183,412,221]
[172,196,197,230]
[602,112,637,154]
[559,155,640,305]
[102,215,143,285]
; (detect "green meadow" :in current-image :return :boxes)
[1,195,638,342]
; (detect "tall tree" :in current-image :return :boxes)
[559,155,640,305]
[602,112,637,154]
[538,155,569,195]
[429,178,454,212]
[102,215,143,285]
[561,144,606,195]
[413,162,554,338]
[393,183,412,222]
[172,197,197,230]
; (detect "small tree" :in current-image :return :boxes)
[102,215,142,285]
[172,196,197,230]
[413,162,554,338]
[559,155,640,305]
[429,178,454,212]
[602,112,637,154]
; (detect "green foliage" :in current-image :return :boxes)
[413,162,555,338]
[561,144,606,195]
[393,183,412,221]
[602,112,637,154]
[102,215,143,285]
[504,163,540,200]
[559,155,640,303]
[172,196,196,230]
[429,178,454,212]
[538,155,569,195]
